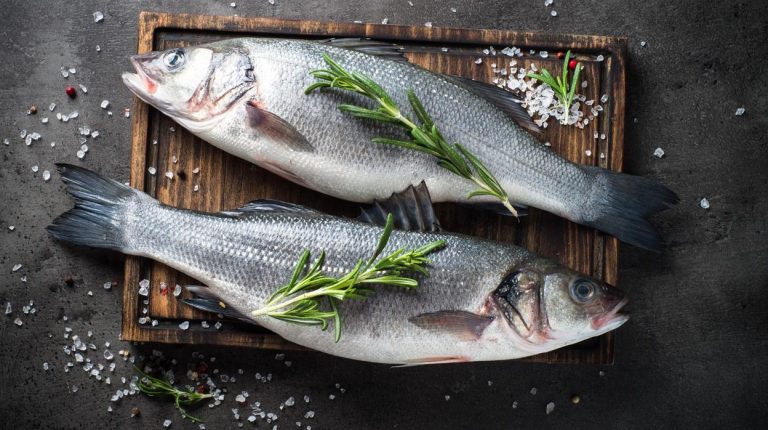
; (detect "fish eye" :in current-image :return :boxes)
[570,279,596,303]
[163,49,186,70]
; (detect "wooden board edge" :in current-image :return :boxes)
[137,11,630,49]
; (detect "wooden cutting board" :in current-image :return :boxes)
[121,12,628,364]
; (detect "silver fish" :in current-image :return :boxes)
[48,165,628,365]
[122,37,678,250]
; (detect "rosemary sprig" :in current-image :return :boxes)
[527,50,583,125]
[135,366,214,423]
[251,213,446,342]
[305,53,519,218]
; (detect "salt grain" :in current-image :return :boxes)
[474,58,483,64]
[381,18,389,24]
[735,107,745,116]
[596,54,605,61]
[43,170,51,181]
[14,317,22,326]
[163,419,172,428]
[93,11,104,22]
[148,167,156,175]
[41,117,49,124]
[546,402,555,415]
[550,10,557,16]
[640,41,647,47]
[530,387,538,395]
[165,171,174,180]
[4,302,10,315]
[12,264,22,273]
[653,147,665,158]
[179,321,190,330]
[76,150,85,160]
[31,165,39,173]
[79,84,88,94]
[699,198,710,210]
[138,279,150,296]
[173,284,182,297]
[49,103,56,111]
[424,22,433,28]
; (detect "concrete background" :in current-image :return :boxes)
[1,0,766,428]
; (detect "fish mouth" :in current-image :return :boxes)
[122,54,159,98]
[591,297,629,331]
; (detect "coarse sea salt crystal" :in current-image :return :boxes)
[49,102,56,111]
[79,84,88,94]
[3,138,9,146]
[163,419,172,428]
[41,117,49,124]
[148,167,156,175]
[179,321,190,330]
[381,18,389,24]
[424,22,433,28]
[93,11,104,22]
[91,131,100,138]
[12,263,22,272]
[138,279,150,296]
[31,165,39,173]
[100,100,110,109]
[735,107,745,116]
[550,10,557,16]
[653,147,665,158]
[173,284,182,297]
[474,57,483,64]
[700,198,710,209]
[20,129,27,138]
[14,317,23,326]
[165,171,174,180]
[596,54,605,61]
[43,170,51,182]
[4,302,10,314]
[545,0,554,5]
[193,184,200,192]
[214,321,223,330]
[546,402,555,415]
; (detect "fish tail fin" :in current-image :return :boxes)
[47,164,148,252]
[580,166,678,251]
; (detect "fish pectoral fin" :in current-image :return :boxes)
[245,100,314,152]
[450,76,544,138]
[181,286,256,324]
[319,38,408,63]
[408,310,494,341]
[394,355,470,368]
[358,181,441,232]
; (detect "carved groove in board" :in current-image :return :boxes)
[122,12,627,364]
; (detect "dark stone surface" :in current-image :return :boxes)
[1,0,766,428]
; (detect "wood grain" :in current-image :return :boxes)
[121,12,627,364]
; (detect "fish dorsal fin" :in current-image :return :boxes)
[408,310,495,341]
[320,38,408,63]
[222,200,321,217]
[451,76,543,137]
[245,100,314,152]
[181,285,256,323]
[358,181,441,232]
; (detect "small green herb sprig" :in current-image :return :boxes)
[135,366,214,423]
[527,50,583,125]
[251,213,445,341]
[305,54,519,218]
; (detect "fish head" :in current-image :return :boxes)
[122,44,255,132]
[490,258,628,349]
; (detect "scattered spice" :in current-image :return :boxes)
[65,86,77,98]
